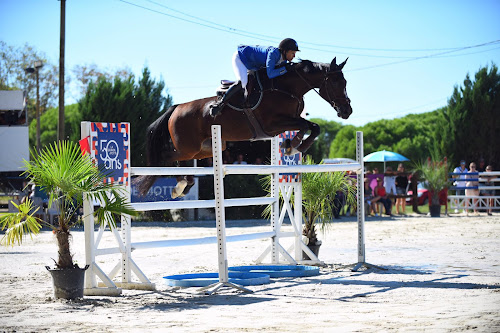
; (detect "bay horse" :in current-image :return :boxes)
[136,57,352,198]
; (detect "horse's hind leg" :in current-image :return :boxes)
[172,139,227,198]
[171,175,196,199]
[172,176,188,199]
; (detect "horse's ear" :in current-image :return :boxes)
[339,57,349,70]
[330,57,337,69]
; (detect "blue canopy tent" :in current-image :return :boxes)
[364,150,410,171]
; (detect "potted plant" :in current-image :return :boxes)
[262,156,356,260]
[413,156,450,217]
[0,141,137,299]
[300,156,357,259]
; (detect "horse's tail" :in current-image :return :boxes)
[135,104,178,196]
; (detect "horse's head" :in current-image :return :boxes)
[319,57,352,119]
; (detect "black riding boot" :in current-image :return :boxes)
[210,81,243,117]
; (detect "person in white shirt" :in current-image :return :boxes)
[453,160,468,214]
[453,160,468,196]
[383,166,397,195]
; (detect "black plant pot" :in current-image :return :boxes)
[46,265,89,299]
[429,205,441,217]
[302,243,321,260]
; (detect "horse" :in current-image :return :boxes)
[136,57,352,198]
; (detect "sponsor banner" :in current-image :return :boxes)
[89,122,130,186]
[130,177,198,202]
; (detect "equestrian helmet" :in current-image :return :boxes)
[279,38,300,52]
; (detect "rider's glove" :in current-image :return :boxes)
[284,63,295,71]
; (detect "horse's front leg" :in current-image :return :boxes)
[295,121,320,153]
[280,119,319,155]
[281,130,305,156]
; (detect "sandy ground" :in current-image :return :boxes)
[1,213,499,332]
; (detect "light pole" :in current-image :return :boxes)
[24,60,44,152]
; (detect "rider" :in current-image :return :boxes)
[209,38,300,117]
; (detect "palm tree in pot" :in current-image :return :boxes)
[300,156,357,259]
[413,156,450,217]
[1,141,137,299]
[262,156,356,260]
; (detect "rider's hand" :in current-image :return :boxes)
[285,62,295,71]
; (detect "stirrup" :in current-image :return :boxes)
[210,103,224,117]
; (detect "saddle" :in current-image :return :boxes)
[214,71,270,140]
[216,71,264,111]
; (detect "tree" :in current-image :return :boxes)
[328,112,443,167]
[29,104,81,148]
[0,41,59,121]
[435,64,500,166]
[329,125,357,159]
[71,63,132,97]
[79,67,173,166]
[1,41,135,150]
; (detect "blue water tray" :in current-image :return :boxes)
[163,272,270,287]
[229,265,320,278]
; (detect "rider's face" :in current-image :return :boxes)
[285,50,297,61]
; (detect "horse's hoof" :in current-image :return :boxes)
[284,147,300,156]
[172,180,188,199]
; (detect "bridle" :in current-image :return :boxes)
[296,69,351,110]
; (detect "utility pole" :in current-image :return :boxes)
[25,61,43,152]
[35,61,43,152]
[58,0,66,142]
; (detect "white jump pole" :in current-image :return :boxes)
[352,131,385,271]
[198,125,253,294]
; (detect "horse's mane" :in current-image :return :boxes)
[295,59,329,74]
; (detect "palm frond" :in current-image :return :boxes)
[0,200,43,246]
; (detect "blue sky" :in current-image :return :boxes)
[1,0,499,126]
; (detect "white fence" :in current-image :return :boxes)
[449,171,500,212]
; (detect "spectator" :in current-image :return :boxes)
[395,163,409,215]
[465,162,479,215]
[223,150,234,164]
[370,167,380,192]
[453,160,468,196]
[481,165,495,216]
[374,177,392,215]
[409,171,421,214]
[364,177,377,216]
[384,167,397,209]
[254,157,263,165]
[233,154,248,164]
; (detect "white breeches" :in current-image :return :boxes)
[232,51,248,89]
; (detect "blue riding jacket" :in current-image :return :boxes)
[237,45,288,79]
